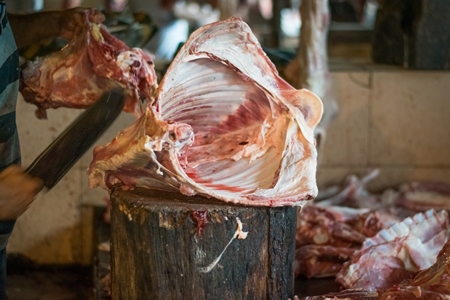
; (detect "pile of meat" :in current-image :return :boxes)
[296,170,450,299]
[303,240,450,299]
[87,17,324,207]
[20,10,157,119]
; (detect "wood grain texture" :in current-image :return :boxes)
[110,188,297,300]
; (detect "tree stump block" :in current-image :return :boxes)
[110,188,297,300]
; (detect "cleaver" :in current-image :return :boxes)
[26,88,125,189]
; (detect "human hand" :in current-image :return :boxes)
[59,8,105,40]
[0,165,44,220]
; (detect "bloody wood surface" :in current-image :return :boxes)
[110,188,297,300]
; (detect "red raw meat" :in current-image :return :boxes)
[379,239,450,299]
[336,209,449,290]
[297,205,369,248]
[295,203,396,278]
[390,181,450,212]
[300,228,450,300]
[88,17,324,206]
[315,169,380,209]
[20,10,157,119]
[295,244,356,278]
[302,289,378,300]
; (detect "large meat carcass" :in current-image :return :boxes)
[88,17,324,207]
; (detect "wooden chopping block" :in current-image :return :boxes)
[110,188,297,300]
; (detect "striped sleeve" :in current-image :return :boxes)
[0,2,21,171]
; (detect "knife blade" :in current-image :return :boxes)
[26,88,125,189]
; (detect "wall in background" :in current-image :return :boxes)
[318,71,450,191]
[7,70,450,264]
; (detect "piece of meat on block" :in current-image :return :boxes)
[88,17,324,207]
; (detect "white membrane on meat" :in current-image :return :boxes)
[88,17,323,207]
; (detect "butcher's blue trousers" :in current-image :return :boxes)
[0,221,15,300]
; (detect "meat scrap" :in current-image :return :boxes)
[20,10,157,119]
[378,239,450,300]
[88,17,324,207]
[301,239,450,300]
[297,172,450,298]
[295,244,356,278]
[315,169,381,209]
[336,209,449,290]
[295,204,395,278]
[295,170,411,279]
[296,205,369,249]
[295,169,397,279]
[302,289,379,300]
[387,181,450,212]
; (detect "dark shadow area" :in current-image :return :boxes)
[295,276,341,298]
[7,254,92,300]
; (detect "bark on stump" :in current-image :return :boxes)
[110,188,297,300]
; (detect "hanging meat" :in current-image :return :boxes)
[20,10,157,119]
[88,17,324,207]
[284,0,338,152]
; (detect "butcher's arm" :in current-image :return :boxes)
[8,8,105,49]
[0,165,43,220]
